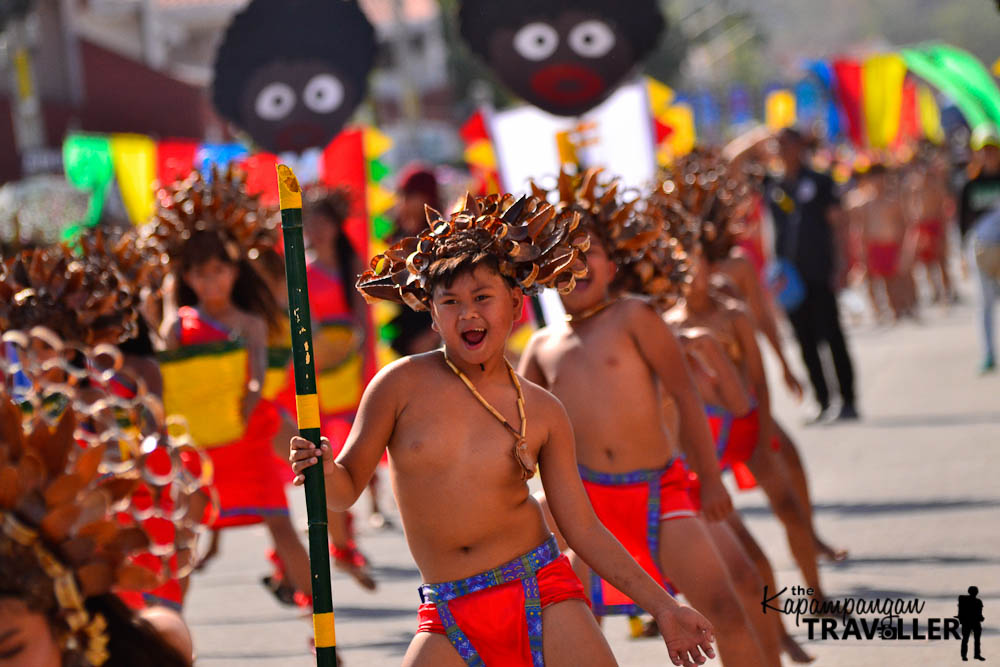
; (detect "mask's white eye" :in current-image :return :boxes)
[513,22,559,61]
[302,73,345,114]
[254,82,296,121]
[568,20,616,58]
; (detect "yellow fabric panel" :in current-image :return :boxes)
[161,348,247,448]
[262,367,288,401]
[317,353,363,415]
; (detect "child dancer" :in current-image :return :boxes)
[292,192,716,667]
[518,171,771,666]
[148,169,314,606]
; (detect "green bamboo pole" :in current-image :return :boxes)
[276,164,337,667]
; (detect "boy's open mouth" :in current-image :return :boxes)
[460,328,487,347]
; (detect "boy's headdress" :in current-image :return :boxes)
[357,192,590,311]
[652,151,759,264]
[545,168,690,301]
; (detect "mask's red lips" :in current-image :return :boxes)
[274,121,329,154]
[530,64,606,106]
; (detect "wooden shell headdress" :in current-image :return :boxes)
[0,328,215,666]
[543,168,690,301]
[652,150,759,263]
[0,241,141,346]
[357,192,590,311]
[141,165,278,265]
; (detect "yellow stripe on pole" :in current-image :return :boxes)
[277,164,303,210]
[313,612,337,648]
[295,393,321,430]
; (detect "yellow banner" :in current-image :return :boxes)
[917,84,945,144]
[646,77,675,118]
[464,139,497,169]
[662,104,697,158]
[862,54,907,148]
[110,134,157,224]
[765,90,797,131]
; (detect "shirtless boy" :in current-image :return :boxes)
[904,150,956,303]
[848,165,913,320]
[290,193,715,666]
[518,175,771,667]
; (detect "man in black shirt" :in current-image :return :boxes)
[766,129,858,422]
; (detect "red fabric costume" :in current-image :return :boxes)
[174,306,289,529]
[578,459,694,616]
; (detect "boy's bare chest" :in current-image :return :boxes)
[542,328,650,394]
[389,387,536,481]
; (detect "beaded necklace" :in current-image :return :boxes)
[443,354,535,479]
[565,297,616,323]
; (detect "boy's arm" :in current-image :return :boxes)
[290,361,400,510]
[732,309,774,451]
[538,397,716,666]
[628,302,732,522]
[516,332,549,388]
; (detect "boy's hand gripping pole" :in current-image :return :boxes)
[277,165,337,667]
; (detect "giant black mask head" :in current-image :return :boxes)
[459,0,665,117]
[212,0,375,154]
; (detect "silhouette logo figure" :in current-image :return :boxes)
[958,586,986,661]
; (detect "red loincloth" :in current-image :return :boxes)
[416,539,586,665]
[579,459,695,616]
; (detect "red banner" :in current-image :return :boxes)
[833,60,865,146]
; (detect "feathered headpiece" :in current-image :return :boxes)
[141,166,278,264]
[0,242,140,345]
[544,168,691,301]
[0,328,215,666]
[356,192,590,311]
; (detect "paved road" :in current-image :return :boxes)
[187,289,999,666]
